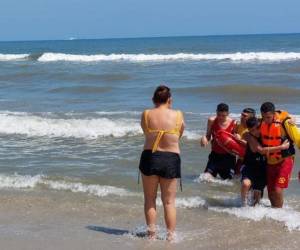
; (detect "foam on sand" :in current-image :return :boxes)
[172,195,300,231]
[201,196,300,231]
[156,196,206,209]
[175,196,207,208]
[209,203,300,231]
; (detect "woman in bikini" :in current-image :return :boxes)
[139,85,185,241]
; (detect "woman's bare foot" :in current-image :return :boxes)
[147,224,156,240]
[166,231,175,242]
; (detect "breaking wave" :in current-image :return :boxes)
[37,52,300,62]
[0,174,133,197]
[0,111,297,140]
[0,53,29,61]
[2,52,300,63]
[0,112,141,139]
[0,111,201,140]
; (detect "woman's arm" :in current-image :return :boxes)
[179,111,185,138]
[140,111,146,134]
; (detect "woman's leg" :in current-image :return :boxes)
[142,174,159,238]
[241,178,252,206]
[160,177,177,241]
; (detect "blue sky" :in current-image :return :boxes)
[0,0,299,41]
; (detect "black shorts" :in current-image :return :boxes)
[139,150,181,179]
[241,165,267,192]
[204,151,236,179]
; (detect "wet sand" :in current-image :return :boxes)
[0,189,299,250]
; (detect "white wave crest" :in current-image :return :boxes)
[0,113,141,139]
[44,180,131,197]
[0,174,132,197]
[0,111,198,140]
[0,53,29,61]
[37,52,300,62]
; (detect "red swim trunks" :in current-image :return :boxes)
[267,157,294,192]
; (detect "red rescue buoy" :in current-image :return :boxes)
[215,130,246,158]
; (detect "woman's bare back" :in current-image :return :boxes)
[142,108,184,153]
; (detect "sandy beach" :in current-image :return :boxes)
[0,188,299,250]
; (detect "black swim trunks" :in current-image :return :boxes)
[139,150,181,179]
[241,165,266,192]
[204,151,236,179]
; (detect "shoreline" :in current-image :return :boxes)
[0,189,299,250]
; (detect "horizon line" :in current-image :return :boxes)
[0,32,300,43]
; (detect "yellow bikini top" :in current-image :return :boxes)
[144,110,182,153]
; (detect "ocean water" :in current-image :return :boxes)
[0,34,300,248]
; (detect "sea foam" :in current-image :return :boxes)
[209,203,300,231]
[1,52,300,63]
[0,111,200,140]
[0,112,141,139]
[173,195,300,231]
[194,173,235,186]
[0,174,133,197]
[0,53,29,61]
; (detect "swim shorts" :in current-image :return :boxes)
[241,164,267,193]
[267,156,294,192]
[139,150,181,179]
[204,151,236,179]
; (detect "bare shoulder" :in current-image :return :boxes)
[141,109,149,116]
[228,116,236,123]
[174,109,184,116]
[208,116,216,123]
[167,109,179,116]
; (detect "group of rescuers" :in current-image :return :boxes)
[138,85,298,241]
